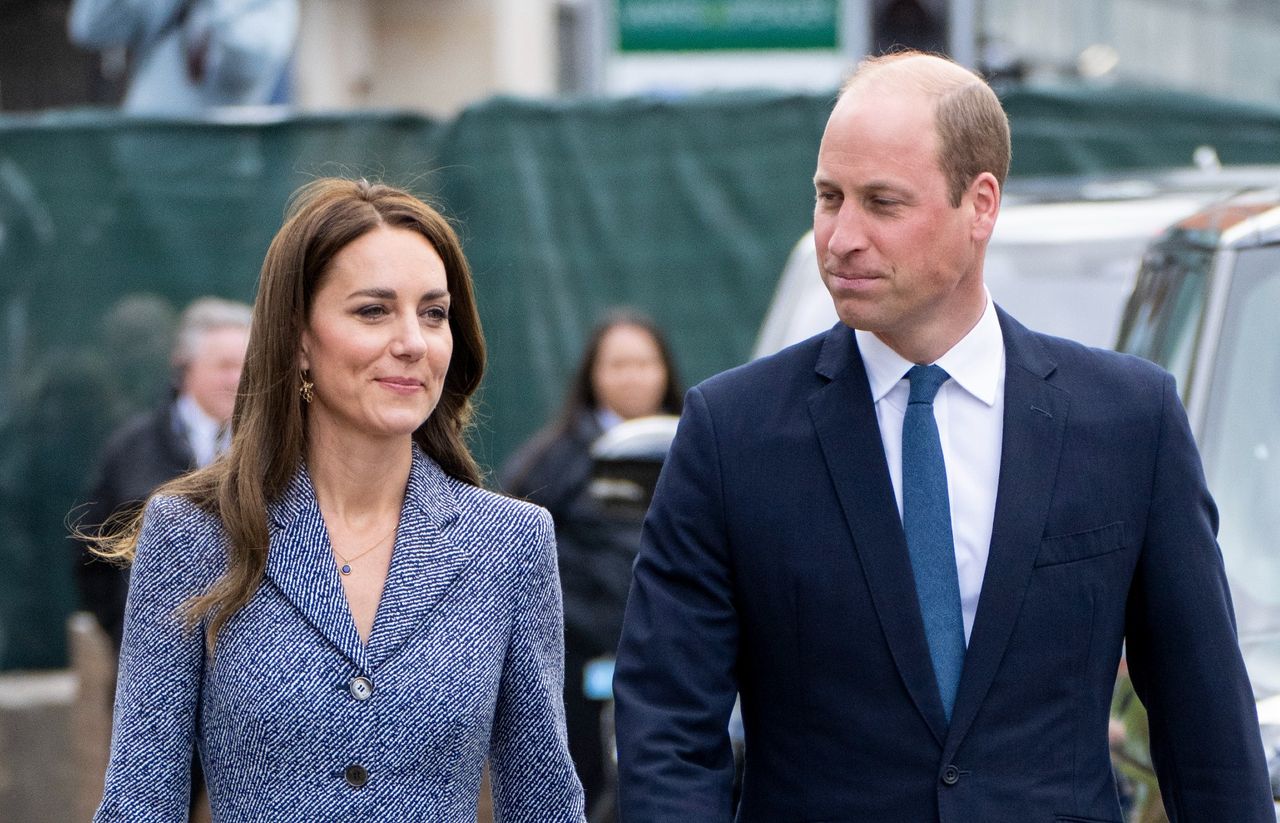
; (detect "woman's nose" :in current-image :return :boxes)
[391,315,428,359]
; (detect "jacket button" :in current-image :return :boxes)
[941,764,960,786]
[344,764,368,788]
[349,676,373,701]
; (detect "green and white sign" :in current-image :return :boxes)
[617,0,840,52]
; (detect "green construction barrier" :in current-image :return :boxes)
[2,84,1279,669]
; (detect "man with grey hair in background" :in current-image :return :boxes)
[614,51,1273,821]
[73,296,251,649]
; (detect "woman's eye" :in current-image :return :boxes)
[422,306,449,322]
[356,305,388,319]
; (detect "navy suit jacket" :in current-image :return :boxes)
[614,310,1272,822]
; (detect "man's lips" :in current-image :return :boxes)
[826,270,882,289]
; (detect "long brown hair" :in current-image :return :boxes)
[91,178,486,650]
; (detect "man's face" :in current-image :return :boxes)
[813,84,992,362]
[181,326,250,424]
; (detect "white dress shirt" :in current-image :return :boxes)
[174,393,226,468]
[855,295,1006,643]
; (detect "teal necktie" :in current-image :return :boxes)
[902,364,966,722]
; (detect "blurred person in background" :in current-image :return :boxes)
[90,178,584,820]
[502,310,683,815]
[68,0,298,114]
[74,296,251,650]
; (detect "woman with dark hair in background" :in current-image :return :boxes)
[91,178,584,821]
[501,310,683,814]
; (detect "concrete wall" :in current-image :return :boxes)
[294,0,558,115]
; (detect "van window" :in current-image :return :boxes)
[1116,244,1215,398]
[1198,244,1280,696]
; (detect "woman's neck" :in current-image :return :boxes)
[306,425,413,526]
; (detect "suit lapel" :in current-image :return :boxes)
[265,464,369,673]
[807,325,949,745]
[944,309,1068,754]
[366,449,470,671]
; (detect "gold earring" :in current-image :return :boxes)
[300,371,314,404]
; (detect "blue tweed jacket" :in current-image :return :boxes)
[95,445,586,822]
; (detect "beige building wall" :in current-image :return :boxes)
[294,0,559,115]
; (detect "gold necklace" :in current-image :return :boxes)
[332,521,399,576]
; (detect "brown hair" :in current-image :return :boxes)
[90,178,486,651]
[841,50,1011,206]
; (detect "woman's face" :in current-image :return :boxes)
[591,323,668,421]
[300,226,453,444]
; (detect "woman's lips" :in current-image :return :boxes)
[376,377,424,394]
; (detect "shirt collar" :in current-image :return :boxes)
[174,392,220,442]
[854,292,1004,407]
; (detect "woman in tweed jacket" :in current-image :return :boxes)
[91,179,586,821]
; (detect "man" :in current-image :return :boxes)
[613,52,1273,821]
[74,296,251,648]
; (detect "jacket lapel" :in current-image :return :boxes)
[944,309,1068,754]
[807,325,949,745]
[265,463,369,673]
[366,448,470,671]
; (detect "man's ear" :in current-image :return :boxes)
[969,172,1001,243]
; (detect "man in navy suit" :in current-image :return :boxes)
[613,51,1273,821]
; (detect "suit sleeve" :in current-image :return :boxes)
[93,498,205,822]
[488,508,587,822]
[71,444,131,647]
[613,386,739,822]
[1125,371,1274,820]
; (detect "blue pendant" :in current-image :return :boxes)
[340,564,351,575]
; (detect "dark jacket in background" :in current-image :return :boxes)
[72,397,194,648]
[501,409,642,813]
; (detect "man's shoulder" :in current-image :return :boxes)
[99,402,177,460]
[696,327,832,401]
[1008,317,1171,406]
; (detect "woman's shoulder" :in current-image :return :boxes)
[450,479,553,536]
[132,494,227,582]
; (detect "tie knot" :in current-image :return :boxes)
[906,364,950,405]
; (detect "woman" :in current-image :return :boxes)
[500,311,682,813]
[93,178,585,821]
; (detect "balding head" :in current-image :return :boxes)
[838,52,1010,207]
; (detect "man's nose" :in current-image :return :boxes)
[825,205,869,257]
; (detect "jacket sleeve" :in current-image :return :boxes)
[488,508,587,822]
[199,0,298,102]
[1125,371,1274,820]
[94,497,206,822]
[71,441,131,647]
[613,386,739,822]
